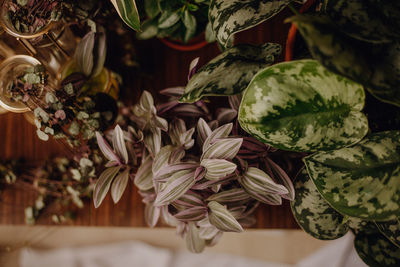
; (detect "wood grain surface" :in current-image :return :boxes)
[0,9,299,229]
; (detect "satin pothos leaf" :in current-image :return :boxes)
[291,169,349,240]
[180,43,281,103]
[110,0,141,31]
[93,166,121,208]
[208,201,243,233]
[239,59,368,152]
[289,15,400,107]
[326,0,400,44]
[355,230,400,267]
[304,131,400,221]
[375,220,400,248]
[209,0,293,47]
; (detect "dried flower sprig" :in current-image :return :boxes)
[93,88,298,253]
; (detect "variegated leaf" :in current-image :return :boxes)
[326,0,400,44]
[216,108,237,124]
[240,167,288,195]
[154,170,196,206]
[291,169,349,240]
[375,220,400,248]
[112,125,128,164]
[134,156,154,191]
[180,43,281,103]
[144,201,161,228]
[93,166,121,208]
[110,168,130,203]
[207,188,251,203]
[239,59,368,152]
[208,201,243,233]
[289,15,400,107]
[152,145,175,176]
[202,123,232,152]
[144,128,161,156]
[110,0,140,31]
[265,158,295,200]
[197,118,212,147]
[96,132,120,164]
[185,222,206,253]
[209,0,293,47]
[200,159,237,180]
[174,190,205,210]
[355,230,400,267]
[304,131,400,221]
[174,206,207,222]
[155,163,199,182]
[202,138,243,160]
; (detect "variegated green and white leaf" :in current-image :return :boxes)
[289,15,400,107]
[112,125,128,164]
[304,131,400,221]
[239,59,368,152]
[185,222,206,253]
[291,169,349,240]
[355,230,400,267]
[144,201,161,228]
[208,201,243,233]
[207,188,251,203]
[174,190,205,210]
[110,0,140,31]
[154,170,196,206]
[209,0,293,47]
[174,206,207,222]
[200,159,237,180]
[197,118,212,147]
[180,43,281,103]
[202,138,243,160]
[93,166,121,208]
[134,156,154,191]
[110,168,130,203]
[202,123,232,152]
[375,219,400,248]
[326,0,400,44]
[240,167,288,196]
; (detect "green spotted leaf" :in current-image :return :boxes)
[375,219,400,248]
[326,0,400,44]
[238,59,368,152]
[289,14,400,107]
[180,43,281,103]
[110,0,141,31]
[304,131,400,221]
[209,0,293,47]
[355,230,400,267]
[291,169,349,240]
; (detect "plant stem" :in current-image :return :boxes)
[287,3,300,15]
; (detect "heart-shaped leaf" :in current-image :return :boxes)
[239,59,368,152]
[375,220,400,248]
[304,131,400,221]
[180,43,281,103]
[209,0,293,47]
[291,169,349,240]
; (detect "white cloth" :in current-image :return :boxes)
[20,232,367,267]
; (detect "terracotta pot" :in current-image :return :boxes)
[285,0,317,61]
[160,32,209,52]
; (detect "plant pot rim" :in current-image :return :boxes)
[160,32,209,52]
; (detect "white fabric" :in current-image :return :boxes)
[20,232,367,267]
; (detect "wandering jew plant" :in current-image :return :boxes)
[94,88,297,252]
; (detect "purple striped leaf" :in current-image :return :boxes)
[198,218,221,240]
[265,158,295,201]
[161,206,179,226]
[188,57,200,81]
[159,87,185,97]
[216,108,237,124]
[203,123,233,152]
[197,118,212,147]
[111,168,130,203]
[152,145,174,176]
[206,231,223,247]
[201,159,237,180]
[228,95,242,110]
[174,190,205,209]
[202,138,243,160]
[154,169,196,206]
[134,156,154,191]
[145,202,161,228]
[240,167,289,195]
[174,206,207,222]
[173,104,207,117]
[170,119,187,146]
[238,215,257,228]
[96,132,120,164]
[144,128,161,156]
[154,115,168,132]
[157,100,179,115]
[207,188,251,203]
[185,222,206,253]
[112,125,129,164]
[155,163,198,182]
[93,166,122,208]
[139,90,154,111]
[208,201,243,233]
[248,191,282,205]
[192,174,236,190]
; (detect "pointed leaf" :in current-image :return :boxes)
[209,0,293,47]
[93,166,121,208]
[200,159,237,180]
[240,167,288,196]
[180,43,281,103]
[110,0,141,31]
[291,169,349,240]
[239,59,368,152]
[202,138,243,160]
[112,125,128,164]
[207,188,251,203]
[265,158,295,200]
[202,123,232,152]
[174,206,207,222]
[134,156,154,191]
[304,131,400,221]
[208,201,243,232]
[185,222,206,253]
[111,168,130,203]
[145,202,161,228]
[96,132,120,163]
